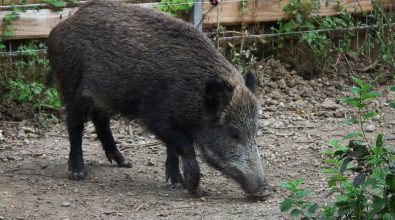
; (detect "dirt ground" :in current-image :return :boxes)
[1,59,394,219]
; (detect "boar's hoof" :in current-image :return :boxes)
[106,151,131,168]
[171,183,184,190]
[68,170,86,180]
[117,160,132,168]
[182,160,200,193]
[190,189,209,198]
[182,170,200,193]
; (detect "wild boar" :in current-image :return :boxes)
[47,0,271,198]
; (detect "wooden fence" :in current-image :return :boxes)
[0,0,395,40]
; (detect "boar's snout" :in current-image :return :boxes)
[241,176,272,198]
[237,147,272,198]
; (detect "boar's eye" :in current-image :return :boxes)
[229,128,241,141]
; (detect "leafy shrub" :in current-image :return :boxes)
[4,78,61,111]
[280,77,395,219]
[1,42,62,122]
[157,0,193,16]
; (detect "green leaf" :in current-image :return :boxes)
[376,134,383,147]
[372,145,384,157]
[280,198,294,212]
[351,86,361,95]
[389,101,395,109]
[307,203,319,215]
[387,174,395,191]
[41,0,66,7]
[279,181,292,190]
[4,13,18,22]
[338,97,360,107]
[290,208,303,217]
[351,76,371,91]
[321,149,335,156]
[348,140,365,149]
[368,186,384,198]
[292,178,305,187]
[334,147,349,155]
[322,168,338,174]
[52,1,66,7]
[340,158,350,175]
[353,174,366,187]
[329,186,341,195]
[295,189,311,198]
[342,131,363,140]
[361,91,382,100]
[322,204,336,218]
[362,111,378,120]
[342,118,358,125]
[280,178,304,191]
[336,194,348,203]
[324,158,339,164]
[350,143,369,159]
[328,175,347,187]
[371,197,386,215]
[4,30,15,37]
[372,167,388,182]
[389,86,395,92]
[328,139,342,148]
[282,21,295,32]
[383,213,394,220]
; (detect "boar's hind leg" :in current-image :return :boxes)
[67,105,87,180]
[161,129,200,193]
[165,146,183,188]
[90,109,131,168]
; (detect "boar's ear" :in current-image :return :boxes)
[245,70,257,93]
[205,80,234,117]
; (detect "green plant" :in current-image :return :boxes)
[357,0,395,73]
[272,0,356,68]
[156,0,193,16]
[3,6,22,38]
[0,5,23,50]
[280,77,395,219]
[280,179,319,218]
[4,76,61,110]
[1,41,61,123]
[0,5,28,50]
[41,0,67,8]
[390,76,395,108]
[227,41,258,72]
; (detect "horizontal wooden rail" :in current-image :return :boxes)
[0,8,78,39]
[202,0,395,27]
[0,0,394,40]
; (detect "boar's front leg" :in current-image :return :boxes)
[160,129,200,193]
[90,109,131,168]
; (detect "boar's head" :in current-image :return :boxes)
[196,71,271,198]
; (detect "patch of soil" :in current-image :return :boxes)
[0,100,34,122]
[252,58,393,119]
[0,59,394,219]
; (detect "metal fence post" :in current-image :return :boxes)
[190,1,203,31]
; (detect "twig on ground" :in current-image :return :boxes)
[362,60,379,72]
[273,125,316,129]
[119,141,162,150]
